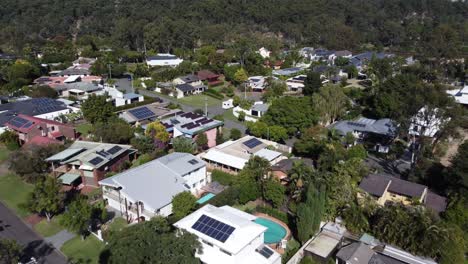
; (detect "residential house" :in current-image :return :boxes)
[359,174,447,213]
[161,111,223,148]
[173,74,203,86]
[61,82,103,100]
[233,101,269,122]
[299,47,315,59]
[310,49,335,63]
[34,75,102,96]
[174,204,281,264]
[175,83,207,98]
[0,98,72,134]
[46,141,136,187]
[258,47,272,59]
[336,234,437,264]
[286,75,306,93]
[248,76,267,92]
[5,114,77,146]
[197,70,222,86]
[447,85,468,106]
[118,103,176,125]
[301,222,346,263]
[272,67,303,77]
[201,136,289,173]
[271,158,314,183]
[99,152,208,222]
[104,86,144,107]
[146,53,183,67]
[408,107,448,138]
[349,52,394,71]
[331,117,398,153]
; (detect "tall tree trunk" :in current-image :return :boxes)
[45,212,51,222]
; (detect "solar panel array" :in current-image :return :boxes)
[347,121,366,128]
[88,157,104,166]
[257,246,274,258]
[107,146,123,155]
[243,138,263,149]
[128,107,155,120]
[191,214,235,243]
[9,117,33,129]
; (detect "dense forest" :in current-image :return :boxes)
[0,0,467,57]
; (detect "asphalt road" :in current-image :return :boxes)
[0,202,68,264]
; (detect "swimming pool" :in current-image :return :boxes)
[254,217,287,244]
[196,193,216,204]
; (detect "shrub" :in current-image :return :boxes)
[229,128,242,140]
[255,205,289,224]
[208,187,239,207]
[211,170,234,186]
[203,88,224,99]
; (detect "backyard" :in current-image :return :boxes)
[177,94,221,108]
[75,123,93,137]
[61,236,105,264]
[0,173,33,217]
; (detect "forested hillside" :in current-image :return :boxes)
[0,0,467,56]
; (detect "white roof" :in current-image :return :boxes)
[254,148,282,161]
[64,75,80,83]
[174,205,266,254]
[447,87,468,105]
[202,149,248,170]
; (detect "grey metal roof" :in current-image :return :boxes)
[178,74,200,83]
[360,174,427,199]
[331,117,397,137]
[147,54,178,60]
[336,242,375,264]
[99,152,206,211]
[359,174,392,197]
[176,83,198,92]
[271,158,314,173]
[424,191,447,213]
[123,93,141,100]
[251,103,269,113]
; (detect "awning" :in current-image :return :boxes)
[58,173,81,185]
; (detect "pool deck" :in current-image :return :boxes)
[254,212,291,254]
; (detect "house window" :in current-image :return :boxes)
[220,249,232,256]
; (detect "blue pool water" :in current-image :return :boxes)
[196,193,216,204]
[254,217,287,244]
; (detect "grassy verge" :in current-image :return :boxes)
[61,235,105,264]
[76,123,93,137]
[34,215,64,237]
[177,95,221,108]
[222,109,239,122]
[0,174,33,217]
[0,145,11,163]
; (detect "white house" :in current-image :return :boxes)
[248,76,267,91]
[104,86,144,107]
[258,47,271,59]
[201,136,289,173]
[146,53,183,67]
[174,204,281,264]
[408,107,448,138]
[447,85,468,106]
[233,101,269,122]
[99,153,208,223]
[286,75,306,93]
[222,99,234,109]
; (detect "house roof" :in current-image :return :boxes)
[424,191,447,213]
[331,117,397,137]
[197,70,219,80]
[25,136,62,146]
[147,53,179,60]
[123,93,141,100]
[251,103,269,112]
[0,98,69,126]
[175,83,198,92]
[305,231,341,258]
[359,174,427,199]
[174,205,277,257]
[335,50,352,57]
[272,67,302,76]
[119,104,177,123]
[336,243,374,264]
[161,111,223,136]
[178,74,200,83]
[6,114,71,133]
[99,153,205,211]
[271,158,314,173]
[46,141,135,169]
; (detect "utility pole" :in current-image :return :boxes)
[204,96,208,116]
[130,73,134,92]
[108,64,112,80]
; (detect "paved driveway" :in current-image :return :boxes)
[0,202,68,264]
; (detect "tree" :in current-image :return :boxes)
[172,192,197,219]
[296,184,326,243]
[100,217,200,264]
[312,85,348,125]
[81,94,115,124]
[229,128,242,140]
[303,71,322,95]
[145,121,170,149]
[25,176,64,222]
[238,111,245,122]
[263,179,285,208]
[172,137,197,154]
[130,136,155,154]
[60,196,93,239]
[215,129,224,145]
[28,85,58,98]
[449,141,468,192]
[195,133,208,150]
[0,239,22,264]
[233,68,248,85]
[246,121,268,138]
[334,57,350,67]
[93,118,134,144]
[0,130,19,150]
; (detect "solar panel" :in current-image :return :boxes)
[188,159,199,165]
[257,246,274,258]
[243,138,262,149]
[170,119,180,125]
[191,214,235,243]
[22,122,33,128]
[128,107,155,120]
[107,146,122,155]
[88,157,104,166]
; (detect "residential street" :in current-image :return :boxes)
[0,202,68,264]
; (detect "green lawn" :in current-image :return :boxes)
[34,215,64,237]
[0,174,33,217]
[107,217,127,233]
[76,123,93,137]
[222,109,239,122]
[177,95,221,108]
[61,235,105,264]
